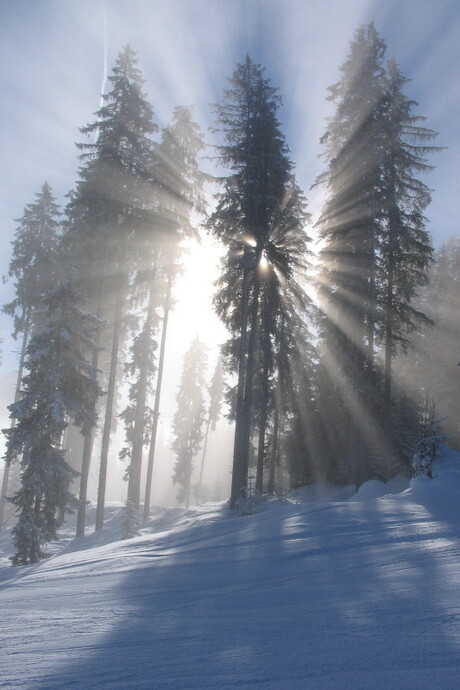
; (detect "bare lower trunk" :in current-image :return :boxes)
[384,301,393,408]
[0,464,13,531]
[76,319,102,538]
[267,403,279,495]
[255,400,267,493]
[367,217,376,370]
[199,418,211,485]
[256,286,270,493]
[95,282,124,531]
[239,271,260,490]
[127,276,157,510]
[184,449,192,510]
[384,231,395,410]
[230,249,252,507]
[76,430,94,537]
[143,268,172,520]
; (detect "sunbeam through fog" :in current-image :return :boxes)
[0,0,459,533]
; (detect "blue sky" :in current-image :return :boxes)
[0,0,459,384]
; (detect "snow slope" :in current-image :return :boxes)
[1,449,460,689]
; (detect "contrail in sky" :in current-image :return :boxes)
[100,0,108,108]
[94,0,108,142]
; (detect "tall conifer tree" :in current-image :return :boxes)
[315,24,388,483]
[65,46,158,531]
[4,284,101,564]
[209,57,311,504]
[143,106,205,519]
[1,183,62,530]
[377,59,438,409]
[316,24,438,482]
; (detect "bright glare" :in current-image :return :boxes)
[259,250,269,271]
[0,0,458,510]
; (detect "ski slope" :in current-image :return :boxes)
[1,449,460,689]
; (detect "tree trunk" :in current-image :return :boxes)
[267,402,279,494]
[255,396,267,493]
[256,286,270,493]
[384,269,394,408]
[95,279,124,531]
[76,299,104,538]
[367,206,376,369]
[199,417,211,485]
[268,309,285,495]
[127,275,157,509]
[239,263,261,489]
[76,430,94,537]
[184,443,192,510]
[76,239,111,537]
[384,207,397,411]
[230,247,252,507]
[143,267,173,520]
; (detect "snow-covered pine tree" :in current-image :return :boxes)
[4,283,101,565]
[1,182,62,530]
[412,400,449,478]
[171,338,207,508]
[3,181,62,338]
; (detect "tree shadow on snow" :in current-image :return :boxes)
[32,494,460,689]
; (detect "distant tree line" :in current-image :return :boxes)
[1,23,455,564]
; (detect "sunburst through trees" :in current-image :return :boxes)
[1,23,451,560]
[314,23,440,485]
[208,56,312,505]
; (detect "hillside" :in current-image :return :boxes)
[1,448,460,689]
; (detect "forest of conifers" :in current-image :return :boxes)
[1,23,458,565]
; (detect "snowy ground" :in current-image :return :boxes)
[1,449,460,689]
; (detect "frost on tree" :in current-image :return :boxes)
[4,283,101,565]
[1,182,62,530]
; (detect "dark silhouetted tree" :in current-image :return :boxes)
[209,56,311,504]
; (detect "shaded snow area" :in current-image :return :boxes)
[2,449,460,689]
